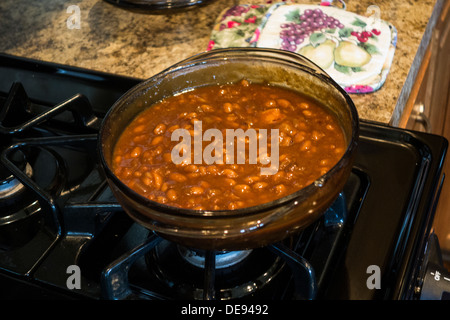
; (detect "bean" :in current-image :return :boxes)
[312,130,324,141]
[277,99,292,108]
[207,188,221,197]
[170,172,187,182]
[300,140,312,151]
[133,171,142,178]
[190,186,204,195]
[207,165,219,175]
[302,110,312,117]
[156,196,167,204]
[261,108,285,124]
[233,184,251,194]
[223,102,233,113]
[201,104,214,112]
[122,168,132,178]
[199,180,211,188]
[280,134,293,147]
[294,132,305,143]
[299,102,309,109]
[142,153,154,164]
[153,123,166,135]
[275,184,287,194]
[228,202,237,210]
[222,169,238,178]
[186,112,198,119]
[273,171,285,182]
[212,116,222,122]
[130,146,142,158]
[153,172,163,190]
[132,135,146,143]
[223,178,236,186]
[228,202,244,210]
[253,182,268,189]
[151,136,164,145]
[153,145,163,156]
[141,176,152,186]
[279,121,294,134]
[167,125,180,133]
[184,164,199,173]
[244,176,260,184]
[264,99,277,108]
[133,124,145,133]
[167,189,178,201]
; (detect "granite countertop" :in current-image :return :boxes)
[0,0,445,125]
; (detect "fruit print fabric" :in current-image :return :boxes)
[257,3,396,93]
[208,3,397,94]
[207,5,270,50]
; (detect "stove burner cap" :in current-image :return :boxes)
[0,163,32,201]
[146,240,286,299]
[178,246,252,269]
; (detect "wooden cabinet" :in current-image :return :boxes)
[406,3,450,135]
[404,2,450,258]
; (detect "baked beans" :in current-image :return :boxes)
[112,80,346,210]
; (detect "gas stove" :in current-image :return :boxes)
[0,53,448,301]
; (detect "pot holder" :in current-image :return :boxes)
[207,4,270,50]
[207,2,397,94]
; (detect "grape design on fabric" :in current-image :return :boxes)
[279,8,344,52]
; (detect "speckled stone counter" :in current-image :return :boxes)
[0,0,445,125]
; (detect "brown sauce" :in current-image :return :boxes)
[112,80,346,210]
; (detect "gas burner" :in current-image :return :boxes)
[0,80,101,271]
[178,246,252,269]
[146,240,285,300]
[0,154,32,205]
[99,183,363,300]
[0,165,30,198]
[0,149,41,251]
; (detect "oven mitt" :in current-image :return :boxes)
[207,2,397,94]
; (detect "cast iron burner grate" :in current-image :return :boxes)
[83,167,367,300]
[0,80,369,300]
[100,193,350,300]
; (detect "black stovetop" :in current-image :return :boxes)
[0,53,447,300]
